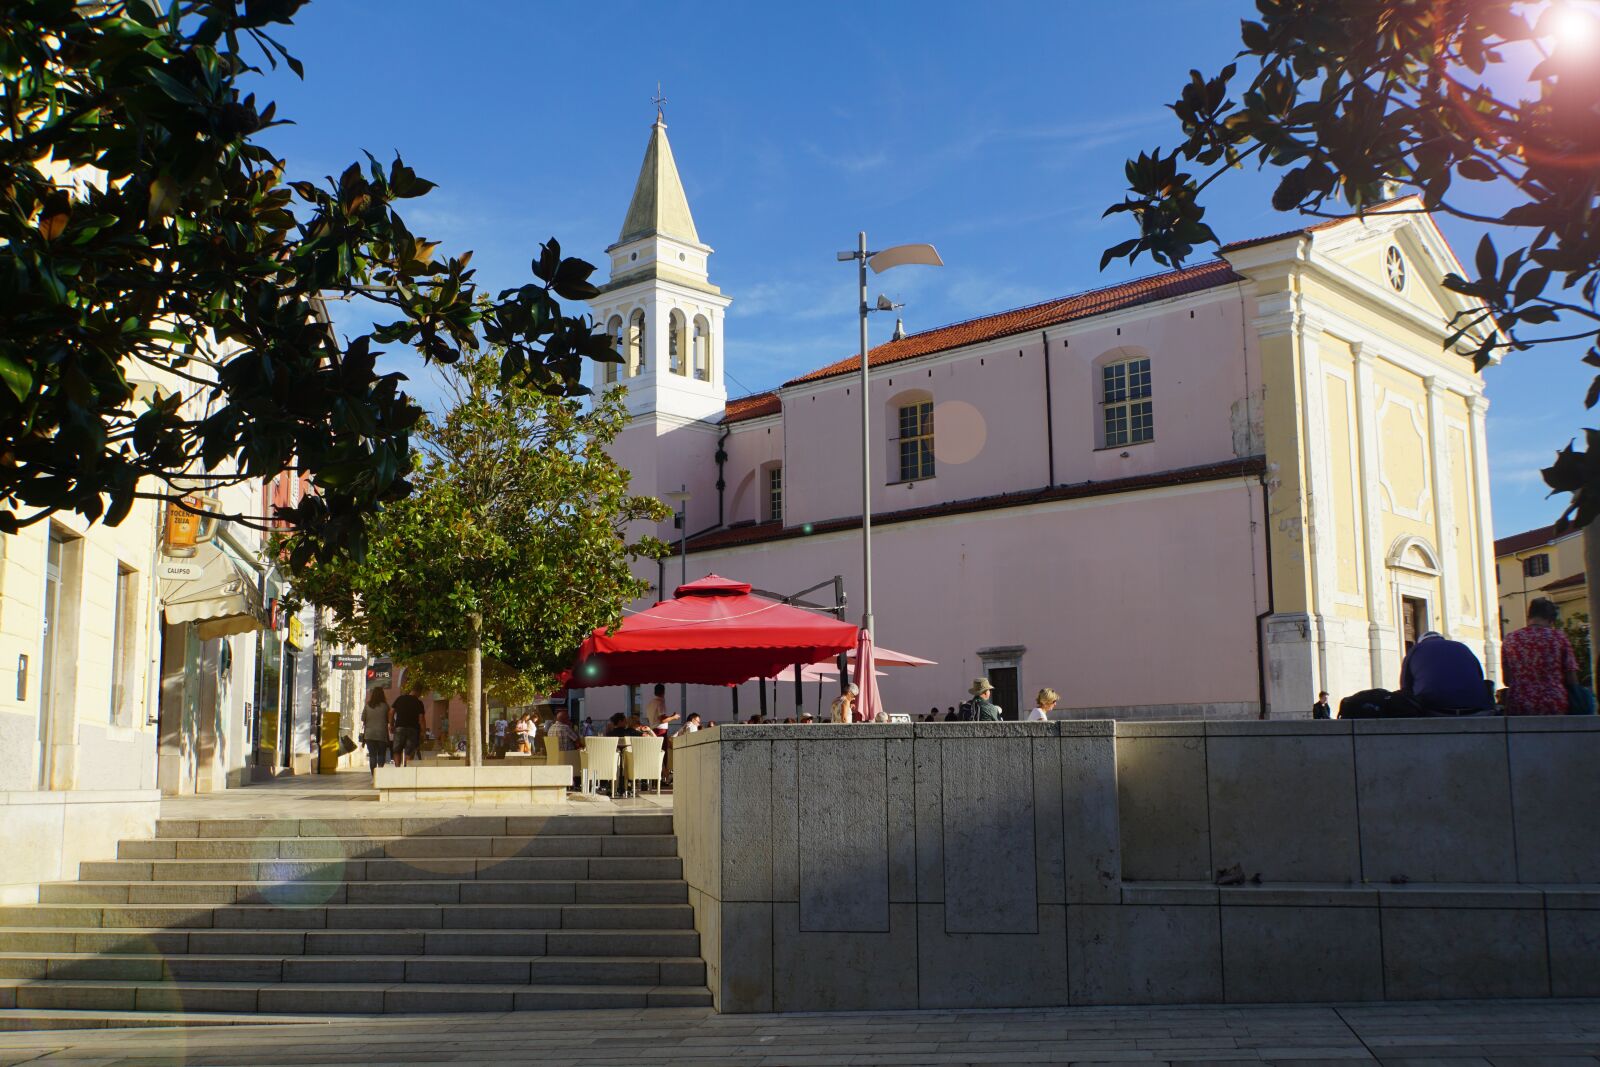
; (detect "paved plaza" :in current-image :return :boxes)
[1,1000,1600,1064]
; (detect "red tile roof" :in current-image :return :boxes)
[1494,523,1576,557]
[1541,571,1586,593]
[722,392,782,424]
[684,457,1264,552]
[780,259,1242,388]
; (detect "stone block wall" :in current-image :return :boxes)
[673,717,1600,1011]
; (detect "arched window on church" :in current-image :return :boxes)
[604,316,623,384]
[668,310,687,376]
[628,309,647,377]
[692,315,711,382]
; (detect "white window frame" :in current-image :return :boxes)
[766,465,783,524]
[1101,357,1153,448]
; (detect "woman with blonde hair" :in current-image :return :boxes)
[1026,688,1059,722]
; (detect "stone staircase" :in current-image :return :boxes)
[0,812,709,1024]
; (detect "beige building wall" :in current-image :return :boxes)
[1497,528,1586,634]
[1226,201,1497,710]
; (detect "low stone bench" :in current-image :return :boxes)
[373,764,571,806]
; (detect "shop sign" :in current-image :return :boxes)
[286,614,306,649]
[332,654,366,670]
[163,495,218,557]
[366,659,393,688]
[157,560,203,580]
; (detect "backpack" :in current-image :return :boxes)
[956,699,978,722]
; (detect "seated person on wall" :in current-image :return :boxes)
[1400,631,1495,715]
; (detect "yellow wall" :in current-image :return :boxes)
[1497,531,1586,634]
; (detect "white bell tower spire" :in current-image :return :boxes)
[588,102,730,425]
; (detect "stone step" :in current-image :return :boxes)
[0,927,702,958]
[117,833,677,861]
[0,903,694,931]
[38,878,689,906]
[77,855,684,883]
[0,952,706,987]
[0,1008,326,1032]
[152,814,673,839]
[0,979,712,1014]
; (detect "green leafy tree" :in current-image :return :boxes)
[1101,0,1600,527]
[0,0,619,563]
[283,347,668,760]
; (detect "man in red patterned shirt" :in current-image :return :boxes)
[1501,597,1580,715]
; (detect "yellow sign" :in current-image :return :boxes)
[163,495,219,558]
[287,614,306,650]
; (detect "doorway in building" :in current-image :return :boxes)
[978,647,1024,721]
[1401,595,1429,653]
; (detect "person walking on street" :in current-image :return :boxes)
[962,678,1002,721]
[1503,597,1582,715]
[390,686,426,767]
[1027,688,1058,722]
[361,687,390,773]
[1312,691,1332,719]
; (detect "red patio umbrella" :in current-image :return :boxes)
[564,574,860,688]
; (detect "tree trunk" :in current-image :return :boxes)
[467,612,483,768]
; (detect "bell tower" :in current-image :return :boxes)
[588,106,730,425]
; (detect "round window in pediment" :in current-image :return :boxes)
[1385,244,1407,292]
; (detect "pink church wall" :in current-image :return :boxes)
[777,287,1258,529]
[581,476,1268,724]
[722,417,783,525]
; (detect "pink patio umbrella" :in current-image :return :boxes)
[853,628,884,723]
[846,644,936,668]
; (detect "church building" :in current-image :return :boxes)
[587,113,1499,721]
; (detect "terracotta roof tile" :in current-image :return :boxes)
[685,458,1264,553]
[782,259,1243,388]
[1494,522,1574,557]
[1541,571,1586,593]
[722,392,781,424]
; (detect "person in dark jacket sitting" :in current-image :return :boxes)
[1400,631,1494,714]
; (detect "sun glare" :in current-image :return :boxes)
[1549,2,1600,53]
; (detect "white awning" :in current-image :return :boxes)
[163,546,269,641]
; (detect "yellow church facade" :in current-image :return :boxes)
[1227,197,1497,707]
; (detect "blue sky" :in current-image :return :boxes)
[253,0,1589,538]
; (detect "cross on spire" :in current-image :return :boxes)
[653,83,667,126]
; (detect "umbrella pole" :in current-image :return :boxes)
[758,676,767,719]
[731,685,739,722]
[793,664,803,719]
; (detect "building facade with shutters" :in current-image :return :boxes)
[1495,522,1588,637]
[588,115,1500,724]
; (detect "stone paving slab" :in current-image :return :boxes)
[0,999,1598,1064]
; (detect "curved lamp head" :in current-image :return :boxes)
[868,243,943,273]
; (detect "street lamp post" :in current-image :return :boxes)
[836,236,943,638]
[665,486,691,720]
